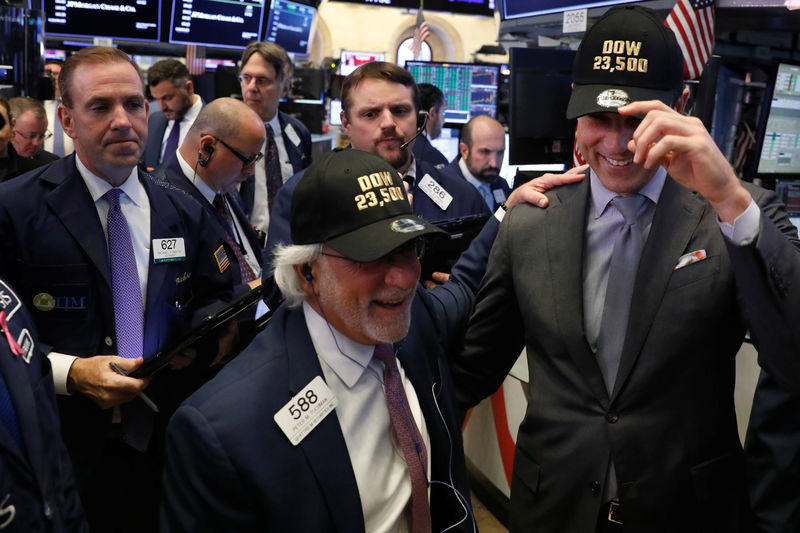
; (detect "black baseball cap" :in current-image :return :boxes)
[566,5,684,119]
[290,148,446,262]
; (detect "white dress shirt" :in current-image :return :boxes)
[303,302,431,533]
[159,95,203,163]
[250,113,295,234]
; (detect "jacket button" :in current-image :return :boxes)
[606,413,619,424]
[105,336,113,347]
[590,480,600,494]
[43,501,53,518]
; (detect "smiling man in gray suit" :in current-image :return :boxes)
[454,6,800,532]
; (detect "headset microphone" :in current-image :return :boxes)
[302,263,313,282]
[197,145,214,167]
[399,110,429,151]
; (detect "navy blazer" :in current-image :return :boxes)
[162,257,490,531]
[0,278,87,532]
[155,155,264,285]
[440,159,512,213]
[455,178,800,531]
[411,134,449,170]
[141,110,169,171]
[238,111,312,217]
[0,154,234,470]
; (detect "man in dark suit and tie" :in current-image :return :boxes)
[162,148,480,532]
[156,97,265,288]
[0,276,87,532]
[453,6,800,532]
[440,115,511,213]
[141,59,204,171]
[0,46,233,532]
[237,41,312,243]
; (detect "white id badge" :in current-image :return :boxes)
[274,376,338,445]
[152,238,186,263]
[418,174,453,211]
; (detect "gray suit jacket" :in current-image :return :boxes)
[454,176,800,532]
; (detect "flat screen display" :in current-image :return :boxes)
[169,0,264,49]
[501,0,636,20]
[42,0,161,41]
[329,0,493,17]
[263,0,315,56]
[405,61,500,124]
[756,62,800,176]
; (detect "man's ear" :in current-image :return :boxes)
[57,105,77,140]
[292,263,313,295]
[459,141,469,161]
[185,79,195,96]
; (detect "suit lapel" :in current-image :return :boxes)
[611,178,707,400]
[278,113,301,171]
[44,157,111,288]
[284,309,365,532]
[547,179,611,406]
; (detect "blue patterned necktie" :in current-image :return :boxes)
[105,189,144,360]
[162,117,182,165]
[479,182,494,209]
[264,124,282,212]
[373,343,431,533]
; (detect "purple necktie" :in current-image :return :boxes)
[162,117,182,165]
[265,124,282,212]
[213,194,256,283]
[105,188,144,360]
[373,343,431,533]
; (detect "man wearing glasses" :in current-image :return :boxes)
[156,97,265,289]
[237,41,313,244]
[0,97,50,182]
[9,97,59,164]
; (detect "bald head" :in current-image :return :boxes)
[180,97,266,192]
[460,115,506,183]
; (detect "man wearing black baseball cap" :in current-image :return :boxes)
[454,5,800,531]
[162,148,485,532]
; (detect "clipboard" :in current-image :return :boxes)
[130,285,264,378]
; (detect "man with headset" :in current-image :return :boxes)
[162,148,483,532]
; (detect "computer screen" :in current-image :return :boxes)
[405,61,500,124]
[755,62,800,178]
[44,49,66,61]
[340,51,385,77]
[501,0,636,19]
[42,0,161,41]
[329,98,342,126]
[328,0,493,16]
[263,0,316,56]
[169,0,264,49]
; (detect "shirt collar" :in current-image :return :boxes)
[266,113,281,135]
[176,151,215,204]
[302,301,375,388]
[76,155,144,207]
[589,166,667,219]
[403,156,418,181]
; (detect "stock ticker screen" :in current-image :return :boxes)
[42,0,161,41]
[758,62,800,176]
[405,61,500,124]
[169,0,265,48]
[263,0,315,55]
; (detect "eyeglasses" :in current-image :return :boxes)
[16,130,53,141]
[238,74,274,89]
[203,134,263,168]
[319,239,427,268]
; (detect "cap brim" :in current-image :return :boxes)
[325,214,446,263]
[566,84,676,119]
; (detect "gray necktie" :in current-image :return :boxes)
[52,99,64,157]
[597,194,647,393]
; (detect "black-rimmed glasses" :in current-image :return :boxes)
[203,133,263,168]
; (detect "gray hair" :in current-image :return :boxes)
[272,243,323,308]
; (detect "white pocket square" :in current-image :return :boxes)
[674,249,707,270]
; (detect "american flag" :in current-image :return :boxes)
[732,122,755,176]
[573,125,586,168]
[665,0,715,80]
[185,44,206,76]
[411,3,430,60]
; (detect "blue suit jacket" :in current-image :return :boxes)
[440,159,512,213]
[0,155,233,475]
[238,111,312,218]
[411,134,449,170]
[161,252,494,531]
[155,155,264,286]
[0,278,87,532]
[141,101,206,171]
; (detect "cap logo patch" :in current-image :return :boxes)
[597,89,631,108]
[354,171,406,211]
[391,218,425,233]
[593,40,648,74]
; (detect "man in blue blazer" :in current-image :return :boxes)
[453,7,800,531]
[162,149,479,532]
[411,83,449,169]
[0,276,87,532]
[156,98,266,287]
[141,59,204,171]
[440,115,512,213]
[0,47,233,533]
[236,42,312,242]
